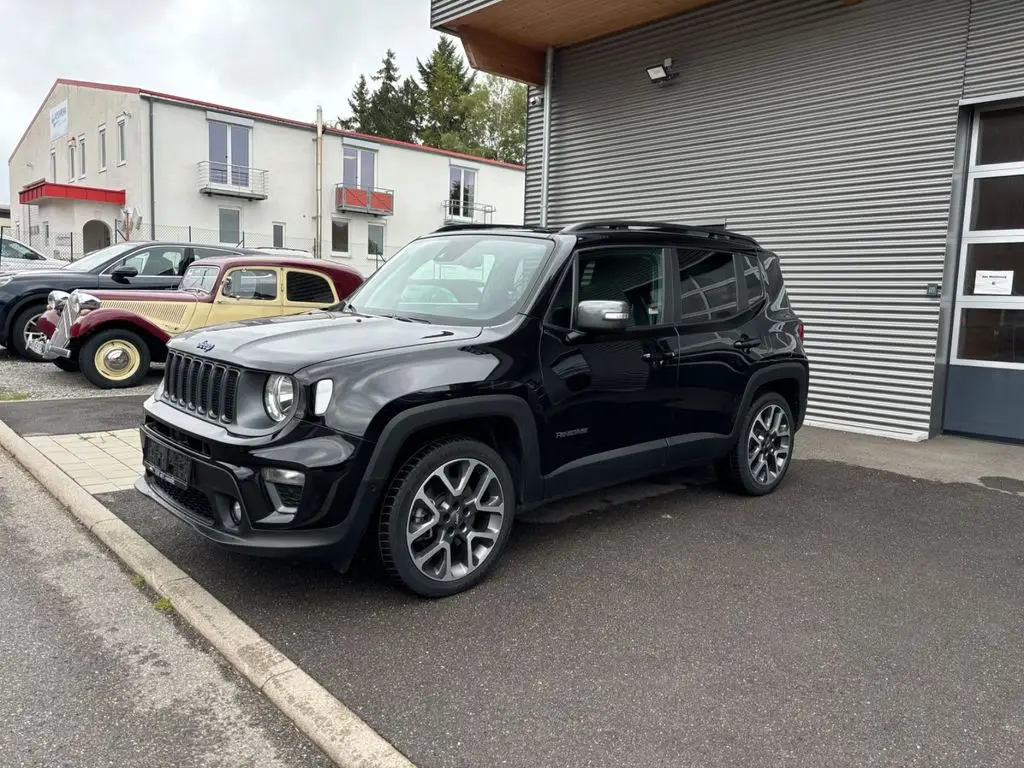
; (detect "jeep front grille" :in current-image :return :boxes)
[162,351,240,423]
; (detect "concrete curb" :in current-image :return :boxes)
[0,419,415,768]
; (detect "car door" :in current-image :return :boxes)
[538,244,681,499]
[205,266,284,326]
[667,245,763,454]
[99,245,190,290]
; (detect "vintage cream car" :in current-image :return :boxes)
[35,254,363,389]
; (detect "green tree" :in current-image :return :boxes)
[417,36,476,152]
[338,74,371,131]
[470,75,527,164]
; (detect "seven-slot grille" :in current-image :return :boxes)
[162,351,240,423]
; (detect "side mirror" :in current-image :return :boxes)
[576,300,632,332]
[221,275,235,298]
[111,265,138,282]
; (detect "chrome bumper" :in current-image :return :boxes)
[40,304,74,359]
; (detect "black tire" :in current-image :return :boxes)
[379,438,516,598]
[718,392,795,497]
[9,304,48,361]
[79,329,151,389]
[53,356,80,373]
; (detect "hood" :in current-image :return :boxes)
[172,310,483,373]
[0,268,72,281]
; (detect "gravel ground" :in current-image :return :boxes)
[0,346,160,401]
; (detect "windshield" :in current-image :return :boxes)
[346,234,553,325]
[63,242,139,273]
[180,265,220,294]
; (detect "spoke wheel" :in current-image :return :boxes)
[380,439,515,598]
[718,392,795,496]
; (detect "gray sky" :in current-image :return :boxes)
[0,0,446,203]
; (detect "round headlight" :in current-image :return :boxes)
[264,375,296,422]
[47,290,71,311]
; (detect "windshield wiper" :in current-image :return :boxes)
[376,312,431,324]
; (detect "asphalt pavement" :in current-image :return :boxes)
[103,457,1024,768]
[0,449,332,768]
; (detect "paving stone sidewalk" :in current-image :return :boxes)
[25,429,143,494]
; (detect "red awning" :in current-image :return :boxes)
[18,180,126,206]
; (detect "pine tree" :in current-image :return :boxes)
[338,75,370,131]
[417,36,477,151]
[361,49,418,142]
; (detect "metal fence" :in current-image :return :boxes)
[10,222,402,271]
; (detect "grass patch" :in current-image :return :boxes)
[153,597,173,613]
[0,392,29,401]
[130,574,144,586]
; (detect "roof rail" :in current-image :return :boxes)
[558,220,758,247]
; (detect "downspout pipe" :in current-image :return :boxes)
[539,46,554,228]
[315,105,324,259]
[147,97,156,239]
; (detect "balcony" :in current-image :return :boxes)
[442,200,496,224]
[335,184,395,216]
[197,161,269,200]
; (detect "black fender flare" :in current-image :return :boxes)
[1,291,49,343]
[338,394,542,564]
[730,361,810,440]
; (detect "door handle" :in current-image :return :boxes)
[642,351,676,367]
[734,336,759,351]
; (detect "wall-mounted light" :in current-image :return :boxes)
[646,58,679,85]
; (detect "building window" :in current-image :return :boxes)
[49,150,56,182]
[98,126,107,171]
[68,141,76,182]
[952,103,1024,369]
[273,222,285,248]
[331,219,350,254]
[208,121,251,186]
[78,136,86,178]
[449,166,477,218]
[343,146,376,190]
[218,208,241,244]
[116,119,126,164]
[43,222,50,246]
[368,223,385,260]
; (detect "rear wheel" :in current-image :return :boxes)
[718,392,795,496]
[379,438,515,598]
[79,329,151,389]
[9,304,47,361]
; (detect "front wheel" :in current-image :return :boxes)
[717,392,795,496]
[79,329,151,389]
[379,438,516,598]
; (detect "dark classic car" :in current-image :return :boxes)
[36,255,364,388]
[0,240,246,360]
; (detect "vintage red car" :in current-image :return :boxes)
[35,254,363,389]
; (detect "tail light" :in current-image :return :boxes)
[797,322,805,342]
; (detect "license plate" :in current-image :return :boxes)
[143,437,192,489]
[27,337,47,355]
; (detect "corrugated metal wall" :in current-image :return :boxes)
[528,0,984,438]
[962,0,1024,99]
[524,87,545,222]
[431,0,501,27]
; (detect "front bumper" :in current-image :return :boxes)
[137,408,371,563]
[29,308,70,360]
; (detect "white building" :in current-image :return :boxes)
[8,78,525,275]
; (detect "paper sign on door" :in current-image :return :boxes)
[974,270,1014,296]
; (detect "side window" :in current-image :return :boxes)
[545,266,575,329]
[122,247,185,277]
[575,247,666,328]
[286,271,335,304]
[222,268,278,300]
[1,241,38,260]
[677,249,739,323]
[742,252,765,306]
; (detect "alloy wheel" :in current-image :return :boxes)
[22,313,45,353]
[746,403,791,486]
[406,458,506,582]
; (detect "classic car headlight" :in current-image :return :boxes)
[264,374,296,422]
[69,291,102,316]
[47,290,71,311]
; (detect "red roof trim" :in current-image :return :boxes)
[18,180,126,206]
[9,78,523,171]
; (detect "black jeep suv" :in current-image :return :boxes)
[137,221,808,597]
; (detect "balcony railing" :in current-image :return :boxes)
[197,161,269,200]
[442,200,496,224]
[335,184,395,216]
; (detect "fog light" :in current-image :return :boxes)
[260,467,306,525]
[230,501,243,525]
[261,467,304,486]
